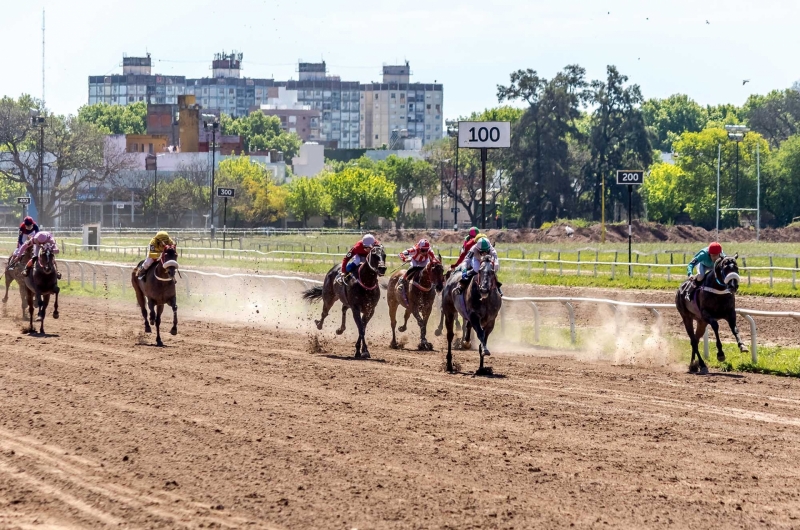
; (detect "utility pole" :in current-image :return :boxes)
[204,116,220,238]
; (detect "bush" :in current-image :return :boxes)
[539,218,593,230]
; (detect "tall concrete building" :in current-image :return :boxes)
[360,62,443,148]
[185,51,271,119]
[87,53,186,106]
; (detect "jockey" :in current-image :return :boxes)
[138,231,176,282]
[21,231,60,278]
[685,242,725,301]
[337,233,379,285]
[454,237,503,297]
[9,216,39,267]
[451,226,487,271]
[398,239,440,297]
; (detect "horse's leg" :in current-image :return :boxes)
[155,303,165,347]
[708,319,725,363]
[445,311,455,372]
[681,315,700,373]
[34,289,43,322]
[315,289,334,331]
[27,291,34,333]
[336,305,349,335]
[434,307,444,337]
[399,307,411,333]
[726,314,748,353]
[419,303,433,351]
[360,304,377,359]
[38,294,49,334]
[350,305,365,358]
[461,320,473,350]
[52,286,59,319]
[468,312,489,356]
[147,298,157,335]
[2,273,11,303]
[693,320,709,374]
[169,296,178,335]
[388,293,399,349]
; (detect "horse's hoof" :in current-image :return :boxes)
[314,320,323,330]
[145,326,152,334]
[699,366,709,375]
[434,329,442,337]
[475,366,494,376]
[354,352,362,358]
[1,297,7,303]
[34,316,42,322]
[689,363,699,373]
[462,341,471,350]
[739,345,749,353]
[335,328,345,336]
[170,328,177,336]
[156,339,164,347]
[483,349,491,357]
[398,325,407,333]
[52,312,59,320]
[717,354,726,363]
[390,341,399,350]
[149,319,155,326]
[361,351,371,359]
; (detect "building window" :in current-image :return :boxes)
[391,93,396,98]
[132,143,138,152]
[375,135,379,140]
[375,94,379,100]
[148,143,154,154]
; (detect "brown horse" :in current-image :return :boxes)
[131,246,179,347]
[302,245,387,358]
[3,246,33,319]
[387,258,444,350]
[22,245,60,334]
[441,255,502,374]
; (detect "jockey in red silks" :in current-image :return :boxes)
[398,238,440,299]
[337,233,379,286]
[450,226,487,271]
[21,231,60,278]
[8,216,39,267]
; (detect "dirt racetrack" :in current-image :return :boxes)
[3,293,800,529]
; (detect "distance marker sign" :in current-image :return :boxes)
[458,121,511,149]
[216,187,236,198]
[616,170,644,185]
[16,197,31,205]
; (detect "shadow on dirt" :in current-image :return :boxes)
[323,354,387,363]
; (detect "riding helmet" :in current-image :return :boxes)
[468,226,479,238]
[417,239,430,251]
[362,234,376,247]
[709,242,722,255]
[23,216,33,226]
[477,238,491,253]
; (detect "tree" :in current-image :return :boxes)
[640,163,687,223]
[765,134,800,226]
[705,103,742,129]
[497,65,590,227]
[216,156,287,225]
[641,94,707,152]
[670,127,768,227]
[78,102,147,135]
[323,167,396,229]
[144,177,202,225]
[0,95,134,225]
[382,155,437,228]
[220,112,302,159]
[742,89,800,148]
[586,66,653,220]
[286,176,328,227]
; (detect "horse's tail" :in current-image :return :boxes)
[302,286,324,302]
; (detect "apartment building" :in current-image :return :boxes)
[360,63,443,148]
[87,54,186,106]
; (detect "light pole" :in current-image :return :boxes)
[445,120,458,231]
[439,158,451,229]
[30,115,45,225]
[725,124,749,209]
[203,115,220,238]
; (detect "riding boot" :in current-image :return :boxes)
[497,280,504,297]
[22,259,34,277]
[138,267,148,282]
[685,276,701,302]
[453,273,472,296]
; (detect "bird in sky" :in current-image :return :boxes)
[743,79,751,85]
[706,20,710,24]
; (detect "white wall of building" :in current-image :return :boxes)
[291,143,325,178]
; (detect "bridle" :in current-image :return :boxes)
[705,256,740,295]
[37,245,54,274]
[477,255,497,299]
[355,245,386,290]
[155,245,179,282]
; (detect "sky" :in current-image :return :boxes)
[2,0,799,119]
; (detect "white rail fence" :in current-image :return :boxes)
[502,296,800,363]
[37,242,800,288]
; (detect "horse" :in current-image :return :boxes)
[131,246,179,347]
[22,245,60,334]
[3,246,34,319]
[386,257,445,351]
[302,245,387,358]
[440,255,502,374]
[675,254,747,374]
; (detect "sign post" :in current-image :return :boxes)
[217,188,235,251]
[458,122,511,230]
[616,170,644,277]
[17,196,31,220]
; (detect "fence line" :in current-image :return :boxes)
[502,296,800,363]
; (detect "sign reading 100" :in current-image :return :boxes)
[458,121,511,149]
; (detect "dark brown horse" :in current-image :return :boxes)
[131,246,179,347]
[3,246,33,319]
[23,245,60,334]
[441,255,502,374]
[675,254,746,374]
[387,258,444,350]
[303,245,387,358]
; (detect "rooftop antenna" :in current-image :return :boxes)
[42,9,45,107]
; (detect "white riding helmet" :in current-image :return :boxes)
[362,234,376,247]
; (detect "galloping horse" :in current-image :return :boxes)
[23,245,59,334]
[303,245,387,358]
[3,246,33,319]
[675,254,747,374]
[386,257,444,350]
[132,245,179,347]
[441,255,502,374]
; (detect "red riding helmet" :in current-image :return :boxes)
[709,242,722,255]
[23,216,34,226]
[417,239,430,251]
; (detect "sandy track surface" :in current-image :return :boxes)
[2,294,800,529]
